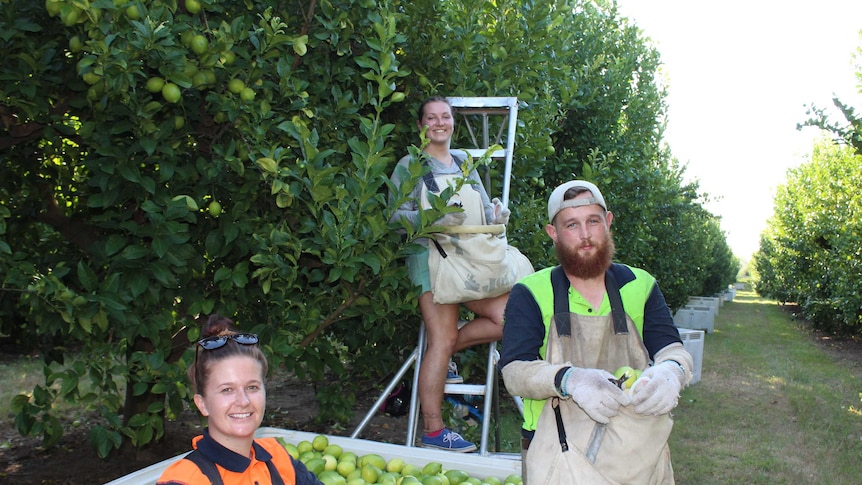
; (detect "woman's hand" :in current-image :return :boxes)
[492,198,510,225]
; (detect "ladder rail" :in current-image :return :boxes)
[447,96,518,206]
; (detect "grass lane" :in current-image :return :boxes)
[670,288,862,484]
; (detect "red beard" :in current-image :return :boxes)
[556,231,615,279]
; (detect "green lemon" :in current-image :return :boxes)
[239,86,255,102]
[360,454,386,470]
[82,72,101,85]
[445,470,469,485]
[305,458,326,476]
[282,442,299,459]
[379,472,399,485]
[323,444,343,459]
[185,0,202,14]
[386,457,405,474]
[227,78,245,94]
[297,440,313,454]
[161,82,181,103]
[311,434,329,451]
[190,34,209,56]
[336,459,356,478]
[360,465,380,484]
[125,5,140,20]
[208,200,221,217]
[339,451,358,464]
[319,470,347,485]
[69,36,84,52]
[46,0,62,17]
[503,474,522,485]
[423,476,443,485]
[145,76,165,93]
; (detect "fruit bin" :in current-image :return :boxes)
[105,427,522,484]
[677,327,704,384]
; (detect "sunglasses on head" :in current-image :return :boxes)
[197,333,259,350]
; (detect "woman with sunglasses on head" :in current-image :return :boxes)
[157,314,321,485]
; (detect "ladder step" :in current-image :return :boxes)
[443,383,486,395]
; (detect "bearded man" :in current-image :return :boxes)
[500,180,693,484]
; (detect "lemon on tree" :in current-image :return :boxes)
[161,82,181,104]
[146,77,165,93]
[125,4,140,20]
[190,34,209,56]
[239,86,256,102]
[185,0,202,14]
[227,78,245,94]
[69,36,84,52]
[83,72,101,85]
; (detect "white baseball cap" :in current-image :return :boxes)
[547,180,607,223]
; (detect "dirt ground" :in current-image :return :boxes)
[1,308,859,484]
[0,365,414,485]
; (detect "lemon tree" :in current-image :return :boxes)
[1,0,737,458]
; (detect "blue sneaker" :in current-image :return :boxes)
[421,428,477,452]
[446,360,463,384]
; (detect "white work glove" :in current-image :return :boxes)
[631,361,685,416]
[491,198,510,225]
[433,211,466,226]
[562,367,631,424]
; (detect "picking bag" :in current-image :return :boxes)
[428,224,534,304]
[420,161,533,304]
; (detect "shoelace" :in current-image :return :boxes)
[442,431,467,446]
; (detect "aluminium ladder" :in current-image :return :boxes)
[351,97,521,457]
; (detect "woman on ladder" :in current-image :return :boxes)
[388,96,512,452]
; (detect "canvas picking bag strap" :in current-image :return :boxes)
[524,267,675,485]
[421,160,533,304]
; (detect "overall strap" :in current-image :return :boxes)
[184,450,224,485]
[604,269,629,335]
[421,153,464,192]
[550,266,628,335]
[265,459,286,485]
[550,266,571,337]
[423,153,465,260]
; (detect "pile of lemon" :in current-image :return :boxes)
[278,434,521,485]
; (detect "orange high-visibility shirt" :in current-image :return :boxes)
[157,430,320,485]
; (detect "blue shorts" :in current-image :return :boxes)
[407,248,431,294]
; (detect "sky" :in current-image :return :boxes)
[615,0,862,261]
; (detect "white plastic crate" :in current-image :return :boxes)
[678,328,704,384]
[674,307,714,333]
